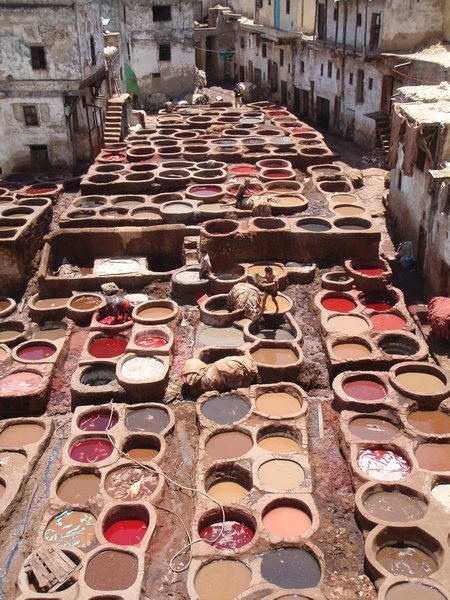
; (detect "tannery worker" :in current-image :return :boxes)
[260,266,279,313]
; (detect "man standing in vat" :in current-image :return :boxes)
[234,83,245,107]
[260,266,279,313]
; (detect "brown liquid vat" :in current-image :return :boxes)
[82,545,143,593]
[249,341,304,384]
[132,299,179,325]
[122,432,165,464]
[252,382,308,420]
[377,577,449,600]
[340,409,401,445]
[204,463,252,504]
[256,423,304,454]
[389,361,449,405]
[365,525,444,584]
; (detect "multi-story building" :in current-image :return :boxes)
[388,84,450,296]
[0,0,111,175]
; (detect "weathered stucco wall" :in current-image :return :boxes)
[76,0,106,79]
[382,0,443,52]
[0,96,72,174]
[129,0,195,99]
[389,143,450,295]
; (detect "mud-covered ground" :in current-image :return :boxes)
[0,121,399,599]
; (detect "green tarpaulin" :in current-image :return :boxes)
[125,65,140,100]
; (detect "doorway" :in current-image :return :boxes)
[316,96,330,129]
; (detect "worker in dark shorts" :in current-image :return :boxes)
[260,266,279,313]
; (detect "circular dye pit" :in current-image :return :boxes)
[371,313,406,331]
[205,431,253,460]
[104,519,148,545]
[342,376,386,402]
[135,334,167,349]
[262,505,312,537]
[251,347,298,366]
[44,510,96,549]
[348,418,399,441]
[70,295,103,310]
[121,356,164,381]
[57,473,101,503]
[17,342,56,361]
[431,484,450,511]
[361,293,396,312]
[254,326,295,341]
[354,266,385,276]
[357,449,411,481]
[208,480,249,503]
[255,392,301,417]
[89,337,128,359]
[415,443,450,471]
[407,410,450,435]
[258,435,300,453]
[194,560,252,600]
[0,326,24,343]
[297,219,331,232]
[105,466,160,500]
[332,342,371,359]
[394,371,446,395]
[196,326,245,348]
[0,451,27,472]
[325,314,370,335]
[199,520,254,550]
[363,490,426,522]
[125,407,170,433]
[321,296,357,312]
[80,366,116,387]
[189,186,222,198]
[0,423,44,446]
[201,394,250,425]
[385,582,446,600]
[261,547,321,589]
[376,545,438,577]
[126,446,160,462]
[34,298,68,309]
[33,326,66,341]
[137,306,174,320]
[261,295,292,314]
[70,438,113,463]
[258,459,305,491]
[84,550,138,591]
[79,411,118,431]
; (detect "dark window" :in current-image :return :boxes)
[240,36,245,49]
[357,12,362,26]
[127,42,131,61]
[23,105,39,126]
[152,6,172,21]
[369,13,381,51]
[152,73,161,78]
[320,64,324,76]
[262,43,267,58]
[398,171,402,189]
[159,43,171,61]
[254,67,262,87]
[90,36,96,65]
[280,49,284,67]
[317,3,326,40]
[368,77,373,90]
[327,61,332,77]
[31,46,46,70]
[123,5,126,22]
[336,68,340,80]
[300,60,305,73]
[356,69,364,103]
[349,72,354,84]
[30,145,49,170]
[268,0,271,5]
[333,6,338,20]
[416,148,426,172]
[286,0,290,14]
[239,65,245,81]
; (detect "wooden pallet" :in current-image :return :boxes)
[25,547,80,593]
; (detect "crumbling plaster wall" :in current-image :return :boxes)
[0,96,71,174]
[389,144,450,295]
[75,0,106,78]
[382,0,443,52]
[129,0,195,98]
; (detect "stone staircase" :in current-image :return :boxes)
[375,113,392,156]
[103,95,128,144]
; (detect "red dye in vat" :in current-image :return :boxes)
[79,412,118,431]
[364,302,393,311]
[102,153,126,162]
[322,297,356,313]
[17,343,56,360]
[265,171,290,179]
[191,187,220,197]
[89,337,128,359]
[230,166,257,175]
[342,378,386,401]
[355,267,385,276]
[104,519,148,545]
[136,336,167,348]
[371,314,406,331]
[70,439,113,463]
[24,186,55,195]
[200,521,254,550]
